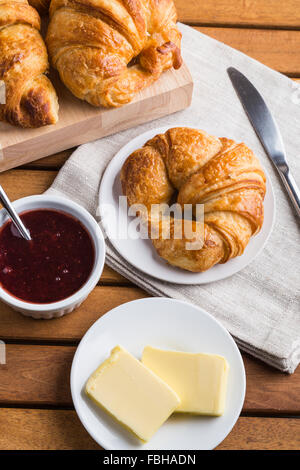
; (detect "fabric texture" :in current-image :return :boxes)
[46,24,300,373]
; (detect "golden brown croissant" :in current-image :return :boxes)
[121,127,266,272]
[46,0,182,108]
[0,0,58,127]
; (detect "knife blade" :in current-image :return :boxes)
[227,67,300,219]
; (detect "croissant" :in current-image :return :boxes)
[121,127,266,272]
[46,0,182,108]
[0,0,58,127]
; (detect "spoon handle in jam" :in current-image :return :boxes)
[0,185,32,241]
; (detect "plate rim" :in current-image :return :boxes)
[70,297,246,450]
[99,125,276,285]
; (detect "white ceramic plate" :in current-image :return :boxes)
[71,297,246,450]
[99,126,275,284]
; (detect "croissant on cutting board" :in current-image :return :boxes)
[121,127,266,273]
[46,0,182,107]
[0,0,58,127]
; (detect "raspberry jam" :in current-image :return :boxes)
[0,209,95,304]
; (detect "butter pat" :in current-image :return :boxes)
[85,345,180,442]
[142,346,229,416]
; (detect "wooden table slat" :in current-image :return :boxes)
[0,408,299,450]
[100,266,130,284]
[0,344,299,413]
[195,27,300,76]
[0,170,57,201]
[0,286,146,341]
[22,150,74,170]
[175,0,300,28]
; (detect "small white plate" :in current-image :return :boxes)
[99,126,275,284]
[71,297,246,450]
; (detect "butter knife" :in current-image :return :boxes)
[227,67,300,219]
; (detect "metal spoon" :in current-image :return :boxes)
[0,185,31,241]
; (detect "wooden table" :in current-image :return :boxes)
[0,0,300,450]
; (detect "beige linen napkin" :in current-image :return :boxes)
[46,24,300,373]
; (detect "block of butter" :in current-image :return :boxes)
[85,345,180,442]
[142,346,229,416]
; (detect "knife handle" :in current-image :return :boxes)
[279,169,300,219]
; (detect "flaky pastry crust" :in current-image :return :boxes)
[0,0,58,127]
[46,0,182,107]
[121,127,266,272]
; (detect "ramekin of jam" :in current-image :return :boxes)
[0,195,105,319]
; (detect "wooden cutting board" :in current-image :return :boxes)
[0,63,193,172]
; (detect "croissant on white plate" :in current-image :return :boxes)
[0,0,58,127]
[121,127,266,272]
[46,0,182,108]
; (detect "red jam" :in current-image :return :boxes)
[0,209,95,304]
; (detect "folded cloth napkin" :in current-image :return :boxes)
[46,23,300,373]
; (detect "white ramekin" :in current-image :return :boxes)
[0,195,105,319]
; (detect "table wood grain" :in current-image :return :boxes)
[0,1,300,450]
[0,409,298,450]
[0,345,299,415]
